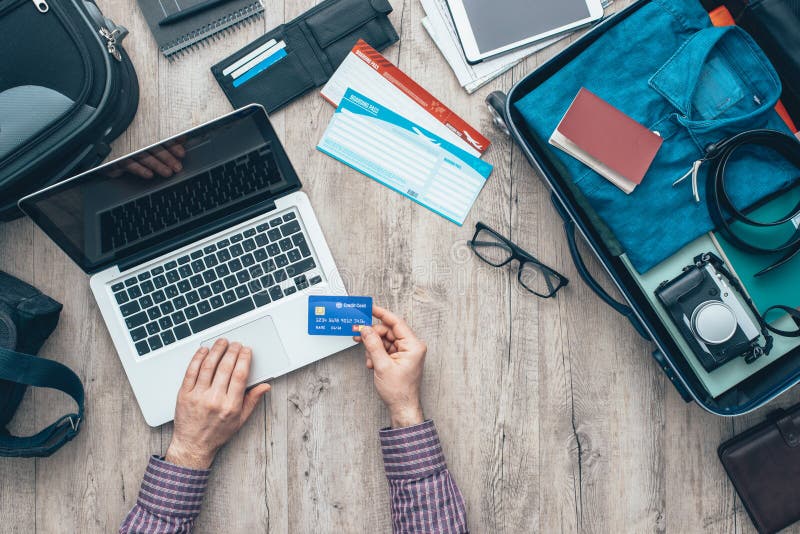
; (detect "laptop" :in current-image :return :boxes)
[19,105,355,426]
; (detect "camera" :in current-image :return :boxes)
[656,252,767,372]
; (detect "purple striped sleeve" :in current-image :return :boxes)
[380,420,468,533]
[119,456,210,534]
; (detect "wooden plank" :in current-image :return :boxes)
[401,0,515,530]
[502,2,668,533]
[22,1,163,531]
[278,0,406,529]
[138,0,276,531]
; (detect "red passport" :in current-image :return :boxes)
[550,88,662,194]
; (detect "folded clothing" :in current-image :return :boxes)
[514,0,799,273]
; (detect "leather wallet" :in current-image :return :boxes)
[211,0,398,114]
[718,404,800,534]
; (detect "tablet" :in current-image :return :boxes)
[447,0,604,64]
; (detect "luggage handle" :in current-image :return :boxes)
[651,349,693,403]
[552,194,649,339]
[486,92,649,339]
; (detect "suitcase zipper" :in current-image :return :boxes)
[99,26,123,62]
[31,0,48,13]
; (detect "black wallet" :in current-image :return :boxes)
[211,0,398,114]
[718,404,800,534]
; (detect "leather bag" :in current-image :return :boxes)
[0,0,139,220]
[0,271,84,457]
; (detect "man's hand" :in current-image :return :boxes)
[105,140,186,179]
[355,305,426,429]
[165,339,271,469]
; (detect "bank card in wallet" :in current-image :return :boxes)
[320,40,489,157]
[230,40,287,88]
[550,88,663,194]
[308,296,373,336]
[317,89,493,225]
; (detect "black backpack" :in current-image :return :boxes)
[0,271,84,457]
[0,0,139,220]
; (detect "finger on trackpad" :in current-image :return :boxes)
[201,316,290,383]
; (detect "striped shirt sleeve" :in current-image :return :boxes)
[119,456,210,534]
[380,420,468,534]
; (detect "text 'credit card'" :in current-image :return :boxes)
[308,295,372,336]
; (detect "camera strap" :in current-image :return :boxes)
[704,129,800,277]
[700,253,800,346]
[763,306,800,338]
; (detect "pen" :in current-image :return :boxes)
[158,0,235,27]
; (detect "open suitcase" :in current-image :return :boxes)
[487,0,800,416]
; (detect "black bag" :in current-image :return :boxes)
[0,271,84,457]
[0,0,139,221]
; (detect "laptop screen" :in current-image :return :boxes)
[20,106,300,273]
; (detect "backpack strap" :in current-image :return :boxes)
[0,347,84,457]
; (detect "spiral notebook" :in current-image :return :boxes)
[137,0,264,60]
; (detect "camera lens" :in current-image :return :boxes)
[692,301,737,345]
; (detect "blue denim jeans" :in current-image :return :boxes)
[515,0,797,273]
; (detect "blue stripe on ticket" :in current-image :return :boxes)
[316,89,493,226]
[308,295,372,336]
[233,48,288,88]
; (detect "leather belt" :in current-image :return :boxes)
[696,129,800,337]
[704,129,800,277]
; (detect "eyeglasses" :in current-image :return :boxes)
[468,222,569,298]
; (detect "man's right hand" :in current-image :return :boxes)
[355,305,427,429]
[165,339,271,469]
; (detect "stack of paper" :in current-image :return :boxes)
[320,39,489,156]
[318,90,493,225]
[316,40,493,225]
[420,0,611,94]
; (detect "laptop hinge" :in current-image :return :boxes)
[116,200,277,273]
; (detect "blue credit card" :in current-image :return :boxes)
[232,48,288,88]
[308,295,373,336]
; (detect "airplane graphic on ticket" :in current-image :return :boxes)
[317,89,493,225]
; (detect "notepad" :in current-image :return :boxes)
[137,0,264,59]
[550,88,663,194]
[317,89,493,225]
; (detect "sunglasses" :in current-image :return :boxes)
[468,222,569,298]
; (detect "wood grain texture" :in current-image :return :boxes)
[2,0,800,533]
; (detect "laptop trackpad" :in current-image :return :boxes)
[201,316,291,383]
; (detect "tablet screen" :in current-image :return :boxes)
[461,0,591,54]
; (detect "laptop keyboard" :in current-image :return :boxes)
[109,210,322,357]
[99,146,281,253]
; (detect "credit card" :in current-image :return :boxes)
[308,295,372,336]
[223,39,277,76]
[233,47,288,88]
[231,40,287,79]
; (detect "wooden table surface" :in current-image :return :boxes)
[3,1,800,532]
